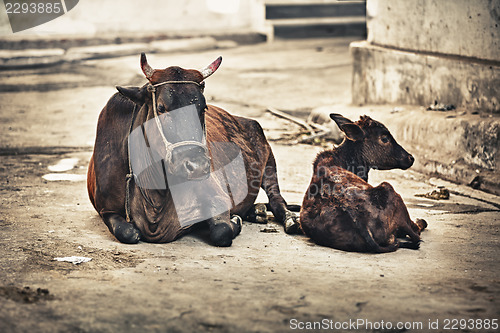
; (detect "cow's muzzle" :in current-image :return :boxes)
[182,154,211,180]
[167,144,211,180]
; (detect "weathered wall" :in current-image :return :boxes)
[0,0,266,37]
[351,0,500,114]
[366,0,500,61]
[351,41,500,112]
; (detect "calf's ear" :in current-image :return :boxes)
[329,113,365,141]
[339,123,365,141]
[116,86,147,105]
[329,113,353,127]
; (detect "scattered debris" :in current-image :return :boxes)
[355,301,368,313]
[427,101,455,111]
[54,256,92,265]
[0,286,54,303]
[415,187,450,200]
[260,226,279,233]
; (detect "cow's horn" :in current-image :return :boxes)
[140,53,155,80]
[200,56,222,79]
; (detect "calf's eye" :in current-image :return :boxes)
[381,136,389,144]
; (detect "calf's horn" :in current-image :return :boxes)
[140,53,155,80]
[200,56,222,79]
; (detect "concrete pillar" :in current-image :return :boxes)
[351,0,500,114]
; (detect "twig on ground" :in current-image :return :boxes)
[266,107,316,135]
[296,130,332,144]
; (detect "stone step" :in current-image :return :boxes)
[266,1,366,39]
[266,1,366,20]
[270,16,366,39]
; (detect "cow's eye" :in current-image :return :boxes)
[381,135,389,144]
[157,104,166,113]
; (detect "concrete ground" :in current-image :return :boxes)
[0,38,499,332]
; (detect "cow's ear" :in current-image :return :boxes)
[330,113,365,141]
[116,86,147,105]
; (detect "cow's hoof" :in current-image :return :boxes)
[114,222,141,244]
[246,204,268,224]
[284,212,299,234]
[399,240,421,250]
[210,224,233,247]
[416,218,427,232]
[230,215,243,237]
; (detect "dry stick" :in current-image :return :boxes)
[307,121,330,133]
[296,130,332,144]
[266,107,334,144]
[266,107,316,134]
[266,107,331,132]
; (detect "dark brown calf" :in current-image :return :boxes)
[299,114,427,253]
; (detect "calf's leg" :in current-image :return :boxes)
[389,192,423,244]
[352,216,399,253]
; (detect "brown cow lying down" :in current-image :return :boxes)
[299,114,427,253]
[87,54,298,246]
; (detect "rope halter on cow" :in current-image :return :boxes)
[124,53,221,223]
[147,80,209,174]
[139,53,221,175]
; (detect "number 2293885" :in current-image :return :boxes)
[5,2,62,14]
[443,318,498,330]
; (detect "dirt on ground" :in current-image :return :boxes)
[0,38,499,333]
